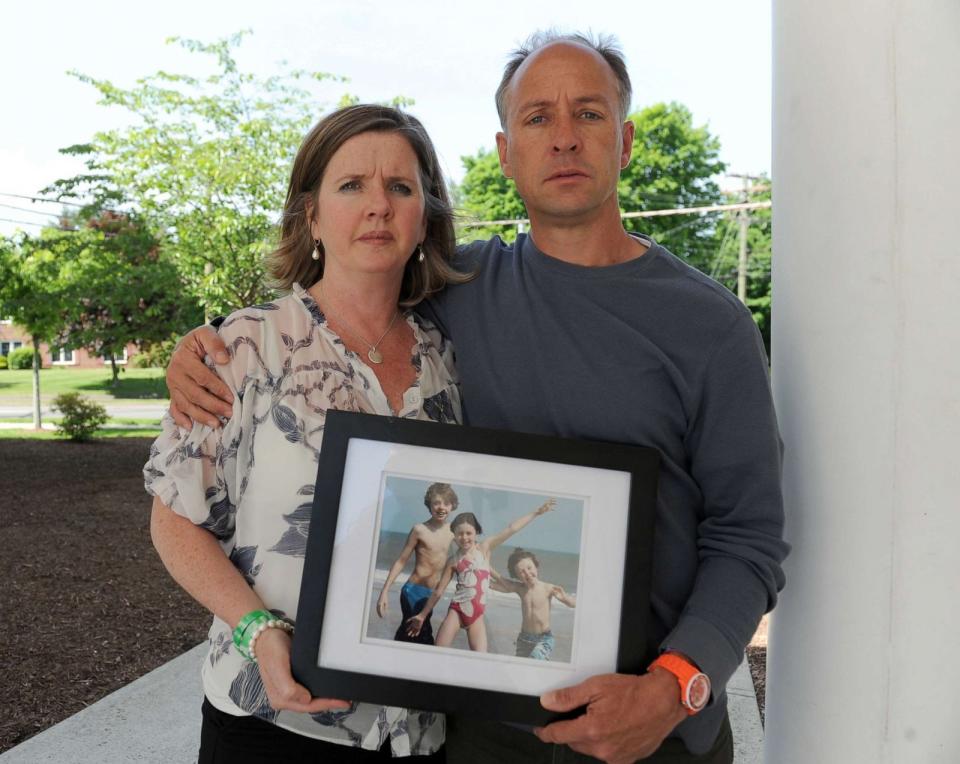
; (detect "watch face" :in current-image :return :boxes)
[687,673,711,711]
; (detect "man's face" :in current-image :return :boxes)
[495,42,634,225]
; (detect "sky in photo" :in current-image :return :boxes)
[380,475,584,555]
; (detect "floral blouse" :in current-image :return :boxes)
[144,283,460,755]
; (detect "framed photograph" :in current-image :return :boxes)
[291,411,659,725]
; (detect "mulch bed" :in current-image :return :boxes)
[746,646,766,725]
[0,437,768,754]
[0,438,210,753]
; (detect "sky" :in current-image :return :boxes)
[381,476,583,555]
[0,0,771,236]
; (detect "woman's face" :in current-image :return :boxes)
[310,131,427,282]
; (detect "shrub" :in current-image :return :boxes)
[7,346,36,369]
[132,336,178,369]
[0,355,7,370]
[52,392,109,442]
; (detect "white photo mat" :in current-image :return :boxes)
[317,438,631,697]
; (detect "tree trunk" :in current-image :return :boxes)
[108,352,119,384]
[31,335,42,429]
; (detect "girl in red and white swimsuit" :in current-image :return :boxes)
[405,499,556,652]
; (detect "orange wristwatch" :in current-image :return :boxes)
[648,653,711,715]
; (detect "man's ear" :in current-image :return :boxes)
[496,132,513,179]
[620,119,635,171]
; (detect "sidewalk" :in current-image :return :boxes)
[0,646,764,763]
[0,403,168,421]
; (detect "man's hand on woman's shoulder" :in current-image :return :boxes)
[167,325,234,429]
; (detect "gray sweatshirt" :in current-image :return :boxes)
[422,233,788,754]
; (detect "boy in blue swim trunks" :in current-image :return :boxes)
[491,548,576,660]
[376,483,457,644]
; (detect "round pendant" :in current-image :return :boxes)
[367,348,383,364]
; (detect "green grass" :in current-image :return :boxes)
[0,417,161,425]
[0,367,168,401]
[0,427,161,440]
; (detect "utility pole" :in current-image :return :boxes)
[727,173,764,304]
[738,176,749,303]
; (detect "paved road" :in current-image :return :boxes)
[0,402,168,419]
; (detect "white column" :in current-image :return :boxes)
[766,1,960,762]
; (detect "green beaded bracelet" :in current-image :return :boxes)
[232,609,276,660]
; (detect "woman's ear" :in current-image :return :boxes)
[305,194,319,240]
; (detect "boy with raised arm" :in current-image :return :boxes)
[491,548,576,660]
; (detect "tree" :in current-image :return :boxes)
[456,102,725,255]
[618,102,725,270]
[55,212,203,383]
[0,234,68,428]
[709,179,773,352]
[45,33,351,317]
[456,149,527,243]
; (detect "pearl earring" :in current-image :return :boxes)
[311,239,321,261]
[417,244,425,263]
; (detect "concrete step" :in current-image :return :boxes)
[1,646,763,762]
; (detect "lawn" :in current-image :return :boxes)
[0,417,162,440]
[0,427,162,440]
[0,367,168,401]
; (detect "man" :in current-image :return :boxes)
[166,32,787,764]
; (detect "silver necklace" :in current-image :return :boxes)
[319,281,401,365]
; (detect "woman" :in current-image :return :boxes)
[145,105,469,762]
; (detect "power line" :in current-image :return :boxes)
[0,192,88,209]
[623,201,771,219]
[0,217,50,228]
[0,203,61,218]
[460,200,772,228]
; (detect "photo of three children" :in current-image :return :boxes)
[367,478,582,663]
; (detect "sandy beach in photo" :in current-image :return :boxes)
[366,570,575,664]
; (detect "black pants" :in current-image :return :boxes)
[444,713,733,764]
[199,698,445,763]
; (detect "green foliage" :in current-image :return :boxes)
[51,392,109,441]
[710,178,772,352]
[7,347,35,369]
[618,102,725,267]
[0,355,7,370]
[52,213,202,383]
[457,148,527,243]
[131,335,179,369]
[45,33,352,316]
[0,235,54,424]
[0,235,65,347]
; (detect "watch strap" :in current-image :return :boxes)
[648,653,710,715]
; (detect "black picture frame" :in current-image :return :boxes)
[291,410,659,726]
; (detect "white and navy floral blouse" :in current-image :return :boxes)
[144,283,460,755]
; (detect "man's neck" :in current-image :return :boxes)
[526,207,649,267]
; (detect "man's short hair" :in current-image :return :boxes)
[495,30,633,129]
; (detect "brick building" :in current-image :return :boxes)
[0,321,137,369]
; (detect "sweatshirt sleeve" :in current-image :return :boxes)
[661,311,789,700]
